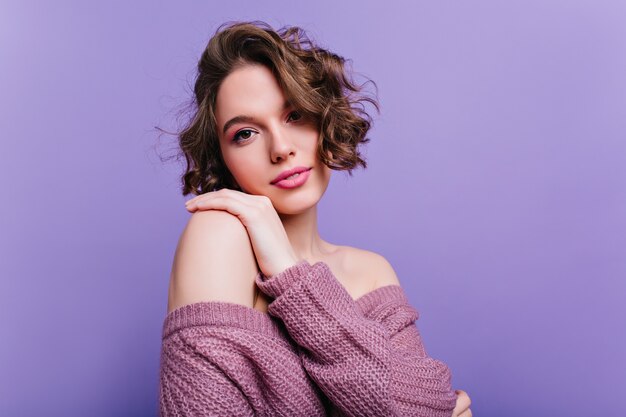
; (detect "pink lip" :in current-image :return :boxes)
[271,168,312,189]
[270,166,312,184]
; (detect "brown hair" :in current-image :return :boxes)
[162,20,379,196]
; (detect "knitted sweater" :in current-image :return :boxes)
[159,259,457,416]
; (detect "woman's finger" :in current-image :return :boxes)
[185,189,228,207]
[185,196,254,221]
[452,390,471,416]
[186,188,262,211]
[186,190,240,210]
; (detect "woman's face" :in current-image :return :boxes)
[215,63,332,215]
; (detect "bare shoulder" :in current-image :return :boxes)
[167,210,258,314]
[340,246,401,292]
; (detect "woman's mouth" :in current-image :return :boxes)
[271,168,312,189]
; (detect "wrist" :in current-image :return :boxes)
[274,256,300,277]
[263,256,301,280]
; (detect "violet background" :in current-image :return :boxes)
[1,1,624,416]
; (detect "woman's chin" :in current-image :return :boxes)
[273,194,322,216]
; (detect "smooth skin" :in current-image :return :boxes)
[453,389,472,417]
[185,188,298,277]
[174,63,472,416]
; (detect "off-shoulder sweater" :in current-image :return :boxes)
[158,259,457,416]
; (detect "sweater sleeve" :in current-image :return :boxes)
[254,260,458,417]
[158,301,327,417]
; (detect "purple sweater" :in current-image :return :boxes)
[159,259,457,416]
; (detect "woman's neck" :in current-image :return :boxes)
[279,204,335,262]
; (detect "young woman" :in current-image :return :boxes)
[159,21,472,417]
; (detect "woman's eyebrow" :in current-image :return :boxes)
[222,100,292,135]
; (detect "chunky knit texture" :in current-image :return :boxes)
[159,260,457,416]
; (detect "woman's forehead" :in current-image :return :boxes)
[216,64,287,122]
[217,65,284,111]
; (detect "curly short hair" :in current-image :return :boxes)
[169,20,379,196]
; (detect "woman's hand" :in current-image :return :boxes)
[185,189,299,278]
[452,389,472,417]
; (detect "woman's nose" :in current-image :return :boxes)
[269,126,296,163]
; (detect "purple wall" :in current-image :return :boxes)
[1,1,624,415]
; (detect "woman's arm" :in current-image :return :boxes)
[159,318,257,417]
[167,210,259,313]
[255,260,458,417]
[159,302,327,417]
[160,210,326,416]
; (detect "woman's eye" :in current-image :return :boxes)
[231,113,300,143]
[233,129,255,142]
[287,111,302,122]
